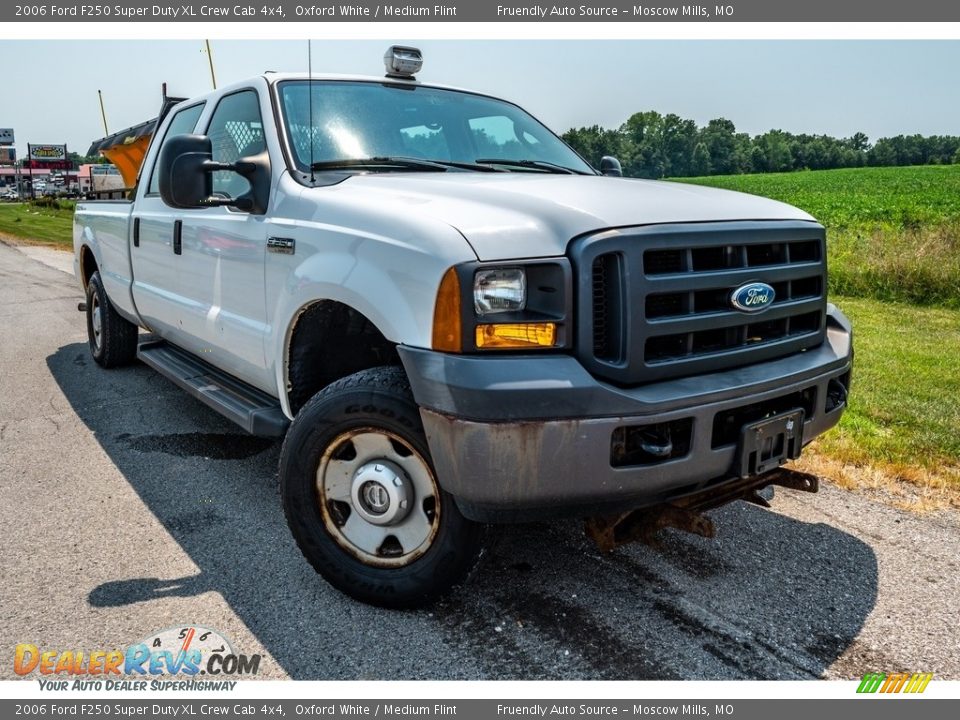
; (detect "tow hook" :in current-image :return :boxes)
[78,302,87,312]
[584,467,819,552]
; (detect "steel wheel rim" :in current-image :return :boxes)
[316,428,440,568]
[91,295,102,351]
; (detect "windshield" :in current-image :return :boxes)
[277,80,594,175]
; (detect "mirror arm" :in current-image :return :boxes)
[193,160,257,211]
[196,195,254,211]
[201,160,242,173]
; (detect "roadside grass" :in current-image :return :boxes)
[677,165,960,309]
[677,166,960,505]
[796,296,960,506]
[0,201,74,248]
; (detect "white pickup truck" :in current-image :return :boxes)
[74,48,852,607]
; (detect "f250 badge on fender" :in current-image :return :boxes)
[731,282,776,313]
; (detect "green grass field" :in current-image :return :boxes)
[0,201,75,247]
[677,166,960,493]
[818,297,960,481]
[678,165,960,309]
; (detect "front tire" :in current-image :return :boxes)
[279,366,484,608]
[85,271,138,368]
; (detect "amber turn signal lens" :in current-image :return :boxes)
[475,322,557,349]
[432,267,462,352]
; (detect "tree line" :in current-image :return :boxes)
[561,112,960,178]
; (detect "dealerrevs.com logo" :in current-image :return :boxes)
[14,626,261,691]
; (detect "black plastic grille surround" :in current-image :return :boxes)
[573,222,828,386]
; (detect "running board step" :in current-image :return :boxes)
[137,340,289,438]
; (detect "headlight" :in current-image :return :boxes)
[433,261,571,353]
[473,268,526,315]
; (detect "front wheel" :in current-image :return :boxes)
[279,367,484,608]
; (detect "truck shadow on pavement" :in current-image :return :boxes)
[49,343,879,681]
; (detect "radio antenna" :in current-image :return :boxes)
[308,39,315,183]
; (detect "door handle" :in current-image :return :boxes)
[173,220,182,255]
[133,217,140,248]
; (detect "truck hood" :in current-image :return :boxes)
[311,173,816,261]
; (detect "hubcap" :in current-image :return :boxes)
[317,429,439,568]
[350,460,412,526]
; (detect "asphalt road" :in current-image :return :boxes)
[1,239,959,681]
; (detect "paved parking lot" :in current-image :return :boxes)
[1,240,958,680]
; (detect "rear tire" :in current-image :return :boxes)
[279,366,484,608]
[85,271,138,368]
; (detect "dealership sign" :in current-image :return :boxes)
[29,144,68,161]
[0,128,13,145]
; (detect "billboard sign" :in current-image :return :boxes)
[23,159,73,170]
[28,144,67,161]
[0,147,14,164]
[0,128,14,145]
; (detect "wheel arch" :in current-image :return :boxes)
[281,298,404,418]
[79,243,99,289]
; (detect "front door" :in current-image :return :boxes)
[174,89,272,392]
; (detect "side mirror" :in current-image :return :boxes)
[599,156,623,177]
[157,134,270,214]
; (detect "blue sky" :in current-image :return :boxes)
[3,40,958,157]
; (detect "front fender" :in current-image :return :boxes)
[266,224,477,419]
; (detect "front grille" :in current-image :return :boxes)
[645,309,823,362]
[645,239,821,275]
[573,222,828,386]
[592,253,624,362]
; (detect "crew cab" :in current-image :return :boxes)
[74,47,852,607]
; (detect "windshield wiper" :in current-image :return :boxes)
[310,156,451,172]
[474,158,589,175]
[311,156,508,173]
[428,159,508,172]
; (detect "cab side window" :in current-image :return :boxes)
[205,90,266,198]
[148,103,205,195]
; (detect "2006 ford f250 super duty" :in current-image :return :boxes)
[74,47,852,607]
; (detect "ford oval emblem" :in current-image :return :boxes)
[730,282,776,313]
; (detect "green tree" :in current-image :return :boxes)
[700,118,738,175]
[847,132,870,152]
[691,142,711,176]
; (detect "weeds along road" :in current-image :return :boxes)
[1,239,958,681]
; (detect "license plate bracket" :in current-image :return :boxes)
[736,409,805,478]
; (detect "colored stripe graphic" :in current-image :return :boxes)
[881,672,908,693]
[857,672,932,693]
[904,673,933,693]
[857,673,886,693]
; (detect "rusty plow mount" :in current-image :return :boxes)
[584,468,819,552]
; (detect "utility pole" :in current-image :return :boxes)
[205,40,217,90]
[98,90,109,135]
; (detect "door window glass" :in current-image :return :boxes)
[205,90,265,198]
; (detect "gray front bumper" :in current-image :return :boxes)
[399,305,852,522]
